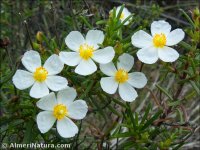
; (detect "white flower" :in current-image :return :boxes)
[110,6,131,25]
[100,53,147,102]
[131,20,185,64]
[36,88,88,138]
[59,30,115,76]
[12,50,68,98]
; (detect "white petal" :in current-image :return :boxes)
[57,117,78,138]
[117,53,134,72]
[45,76,68,91]
[30,82,49,98]
[22,50,41,72]
[92,46,115,64]
[151,20,171,36]
[86,30,104,49]
[65,31,85,51]
[57,88,77,107]
[119,83,138,102]
[136,47,158,64]
[128,72,147,89]
[12,70,34,90]
[166,29,185,46]
[131,30,153,48]
[59,52,81,66]
[37,111,56,133]
[116,6,130,18]
[158,46,179,62]
[114,6,132,25]
[36,92,57,111]
[68,100,88,120]
[100,77,118,94]
[121,7,132,25]
[75,59,97,76]
[100,62,117,76]
[116,6,122,14]
[43,54,64,75]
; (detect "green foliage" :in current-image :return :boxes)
[0,0,199,149]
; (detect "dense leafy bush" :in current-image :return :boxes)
[0,0,199,149]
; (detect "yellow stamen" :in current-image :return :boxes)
[33,67,48,82]
[115,69,129,83]
[53,104,68,120]
[79,44,94,60]
[120,12,125,20]
[153,33,166,48]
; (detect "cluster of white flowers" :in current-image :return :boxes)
[12,6,184,138]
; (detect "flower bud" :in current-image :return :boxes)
[114,41,123,55]
[33,42,40,50]
[36,31,44,43]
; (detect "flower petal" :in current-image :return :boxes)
[65,31,85,51]
[75,59,97,76]
[30,82,49,98]
[100,77,118,94]
[43,54,64,75]
[57,88,77,107]
[68,100,88,120]
[12,70,34,90]
[100,62,117,76]
[131,30,153,48]
[36,92,57,111]
[128,72,147,89]
[151,20,171,36]
[136,47,158,64]
[37,111,56,133]
[122,7,132,25]
[116,6,122,14]
[57,117,78,138]
[59,52,81,66]
[92,46,115,64]
[45,76,68,91]
[86,30,104,49]
[166,29,185,46]
[22,50,41,72]
[116,6,131,25]
[119,83,138,102]
[117,53,134,72]
[158,46,179,62]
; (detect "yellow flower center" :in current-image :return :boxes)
[153,33,166,48]
[115,69,129,83]
[79,44,94,60]
[53,104,68,120]
[120,12,125,20]
[33,67,48,82]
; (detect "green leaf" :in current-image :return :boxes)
[79,16,92,29]
[22,120,34,144]
[156,84,173,100]
[107,105,122,117]
[168,99,182,107]
[189,80,200,95]
[179,41,193,51]
[116,4,125,21]
[111,131,133,139]
[80,81,94,99]
[96,20,107,25]
[141,110,163,131]
[89,97,107,120]
[119,141,135,149]
[140,103,151,125]
[179,9,195,28]
[126,103,137,130]
[115,14,134,30]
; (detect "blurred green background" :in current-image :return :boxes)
[0,0,199,149]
